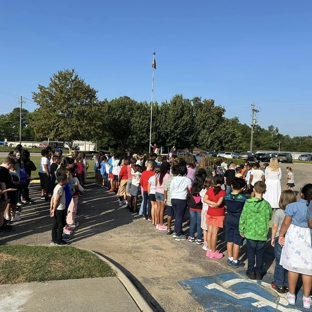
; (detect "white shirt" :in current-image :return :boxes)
[170,176,192,200]
[250,169,264,186]
[112,159,120,175]
[132,171,141,187]
[148,175,157,194]
[53,184,66,211]
[39,157,50,174]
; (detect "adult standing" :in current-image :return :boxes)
[263,158,281,209]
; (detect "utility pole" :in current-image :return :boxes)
[20,96,22,144]
[250,103,259,153]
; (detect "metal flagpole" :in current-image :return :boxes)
[149,51,156,154]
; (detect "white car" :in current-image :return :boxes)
[217,151,225,157]
[223,152,236,159]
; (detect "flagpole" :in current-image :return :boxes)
[149,51,156,154]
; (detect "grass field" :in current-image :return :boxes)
[0,245,114,284]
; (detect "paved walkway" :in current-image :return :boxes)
[1,162,311,311]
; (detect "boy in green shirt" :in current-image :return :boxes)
[239,181,272,280]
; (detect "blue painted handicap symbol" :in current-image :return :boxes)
[179,272,304,311]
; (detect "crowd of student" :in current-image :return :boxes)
[0,147,312,308]
[93,152,312,309]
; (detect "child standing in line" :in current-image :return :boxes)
[284,167,295,191]
[66,166,84,228]
[278,184,312,309]
[200,176,214,251]
[50,170,68,245]
[148,167,159,225]
[224,178,247,268]
[187,175,204,244]
[139,161,155,220]
[19,161,28,204]
[204,175,226,259]
[164,165,179,235]
[129,165,141,213]
[50,156,59,193]
[99,156,107,188]
[118,158,128,207]
[270,190,297,293]
[239,181,272,280]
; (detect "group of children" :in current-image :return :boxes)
[101,152,312,309]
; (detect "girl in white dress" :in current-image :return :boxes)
[278,183,312,309]
[263,158,281,209]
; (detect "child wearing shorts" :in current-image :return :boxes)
[204,174,226,259]
[164,165,179,235]
[224,177,247,267]
[200,176,214,251]
[129,165,141,213]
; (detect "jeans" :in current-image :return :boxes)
[189,210,202,239]
[52,209,67,244]
[274,236,288,287]
[226,185,232,195]
[246,239,266,273]
[172,199,187,236]
[142,191,151,218]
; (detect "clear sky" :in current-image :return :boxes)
[1,0,311,137]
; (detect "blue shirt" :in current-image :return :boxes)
[285,199,309,228]
[307,201,312,220]
[108,157,113,173]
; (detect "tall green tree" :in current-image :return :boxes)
[31,69,99,149]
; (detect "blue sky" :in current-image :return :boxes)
[1,0,311,137]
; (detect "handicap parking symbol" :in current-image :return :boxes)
[179,272,304,311]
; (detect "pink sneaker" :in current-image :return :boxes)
[286,292,296,305]
[302,295,310,309]
[211,250,223,259]
[206,250,213,258]
[158,224,167,231]
[156,224,159,229]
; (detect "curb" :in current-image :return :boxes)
[79,248,153,312]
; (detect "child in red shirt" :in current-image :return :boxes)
[204,175,226,259]
[118,159,129,207]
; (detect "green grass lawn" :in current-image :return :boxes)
[0,245,114,284]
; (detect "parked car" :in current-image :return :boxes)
[223,152,239,159]
[217,151,225,157]
[276,153,293,163]
[254,153,271,162]
[238,152,255,162]
[298,154,312,161]
[206,151,218,157]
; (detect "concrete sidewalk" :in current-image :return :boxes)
[0,252,152,312]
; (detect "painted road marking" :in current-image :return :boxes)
[179,272,304,311]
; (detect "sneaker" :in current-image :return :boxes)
[62,235,70,242]
[158,224,167,231]
[255,272,263,280]
[206,250,213,258]
[21,200,27,204]
[271,281,287,294]
[167,229,172,235]
[41,196,45,200]
[227,259,233,265]
[246,270,256,280]
[11,215,22,222]
[202,243,208,251]
[195,239,203,245]
[188,236,195,242]
[286,292,296,305]
[118,201,123,207]
[210,250,223,259]
[303,295,311,309]
[147,218,152,222]
[175,235,186,241]
[4,213,10,221]
[232,260,245,268]
[50,241,58,246]
[142,216,148,220]
[123,200,128,206]
[156,224,159,229]
[57,240,70,246]
[172,232,177,238]
[16,202,22,207]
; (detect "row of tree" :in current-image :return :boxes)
[1,69,311,153]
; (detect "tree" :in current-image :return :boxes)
[31,69,99,150]
[0,108,35,141]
